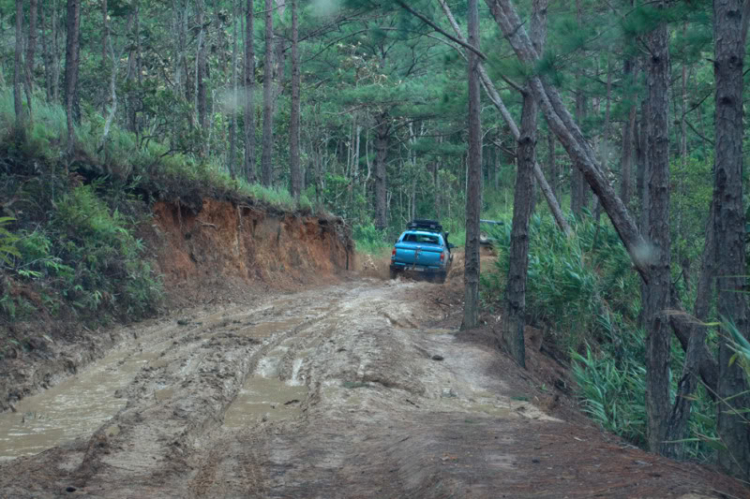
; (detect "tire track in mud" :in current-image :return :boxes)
[0,284,355,498]
[3,279,747,499]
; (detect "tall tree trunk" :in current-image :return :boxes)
[244,0,256,183]
[462,0,482,330]
[227,11,239,179]
[25,0,38,122]
[570,91,586,217]
[621,60,636,207]
[643,14,672,456]
[41,0,53,102]
[502,0,546,366]
[14,0,25,140]
[101,0,108,115]
[63,0,80,156]
[374,112,389,230]
[636,97,648,220]
[712,0,750,479]
[289,0,302,199]
[51,0,61,104]
[196,0,208,132]
[260,0,275,186]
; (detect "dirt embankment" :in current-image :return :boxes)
[0,198,354,413]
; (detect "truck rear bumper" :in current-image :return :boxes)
[390,263,445,274]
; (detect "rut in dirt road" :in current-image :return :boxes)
[0,278,748,499]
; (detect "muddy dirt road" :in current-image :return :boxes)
[0,278,748,498]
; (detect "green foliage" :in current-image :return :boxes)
[353,223,390,254]
[571,346,648,447]
[0,217,21,266]
[483,214,640,351]
[5,185,163,322]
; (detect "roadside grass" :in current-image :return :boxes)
[483,213,719,462]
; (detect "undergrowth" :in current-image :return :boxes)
[483,213,719,462]
[0,88,312,329]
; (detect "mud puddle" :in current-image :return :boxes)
[0,346,159,461]
[224,376,307,428]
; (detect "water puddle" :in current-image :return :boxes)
[224,376,307,428]
[0,346,160,461]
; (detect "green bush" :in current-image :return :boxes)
[353,223,390,254]
[483,214,640,351]
[8,185,163,322]
[0,217,20,266]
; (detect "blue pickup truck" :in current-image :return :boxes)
[390,219,453,283]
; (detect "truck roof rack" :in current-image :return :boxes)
[407,219,443,233]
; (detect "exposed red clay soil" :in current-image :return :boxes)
[1,198,354,413]
[146,199,354,303]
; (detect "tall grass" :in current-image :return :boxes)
[484,213,719,461]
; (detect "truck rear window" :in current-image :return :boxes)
[403,234,440,244]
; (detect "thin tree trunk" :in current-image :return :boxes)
[374,112,389,230]
[101,0,108,115]
[52,0,61,103]
[462,0,482,331]
[438,0,570,236]
[643,14,672,456]
[25,0,38,122]
[571,91,586,217]
[244,0,256,183]
[289,0,302,199]
[621,60,636,207]
[712,0,750,479]
[197,0,208,132]
[41,0,53,102]
[228,11,239,178]
[63,0,80,156]
[260,0,275,186]
[14,0,25,140]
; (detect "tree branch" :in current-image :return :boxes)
[393,0,487,61]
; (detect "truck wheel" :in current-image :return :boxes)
[389,268,399,280]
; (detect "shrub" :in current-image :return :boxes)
[353,223,390,254]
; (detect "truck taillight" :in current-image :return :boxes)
[440,252,445,262]
[392,248,396,257]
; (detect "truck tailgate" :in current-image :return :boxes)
[394,243,443,267]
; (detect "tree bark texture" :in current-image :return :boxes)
[289,0,302,199]
[643,18,671,456]
[712,0,750,479]
[462,0,482,331]
[63,0,81,155]
[244,0,256,183]
[501,0,546,365]
[14,0,25,139]
[261,0,275,186]
[197,0,208,131]
[620,60,636,207]
[25,0,38,121]
[374,112,389,230]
